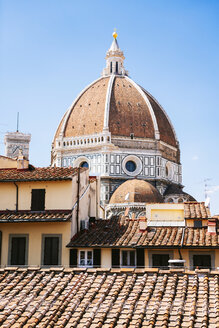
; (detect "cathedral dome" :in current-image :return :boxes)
[54,75,178,149]
[109,179,163,204]
[53,33,179,162]
[52,32,183,206]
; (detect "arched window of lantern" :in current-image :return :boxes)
[116,62,118,73]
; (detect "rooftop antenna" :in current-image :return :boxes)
[16,112,19,132]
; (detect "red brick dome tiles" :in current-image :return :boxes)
[109,179,164,204]
[54,75,178,148]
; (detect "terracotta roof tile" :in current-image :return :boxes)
[184,202,211,219]
[0,210,72,222]
[183,227,219,247]
[0,167,83,182]
[0,269,218,327]
[68,217,219,248]
[67,217,184,248]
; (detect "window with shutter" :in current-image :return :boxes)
[93,249,101,267]
[112,249,120,268]
[70,249,78,267]
[152,254,169,269]
[193,255,211,269]
[31,189,45,211]
[194,220,202,228]
[9,235,28,265]
[42,235,61,266]
[121,250,136,267]
[136,248,145,268]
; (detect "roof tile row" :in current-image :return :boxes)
[68,217,219,248]
[0,210,72,222]
[0,167,82,182]
[0,268,218,327]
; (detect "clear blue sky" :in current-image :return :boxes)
[1,0,219,214]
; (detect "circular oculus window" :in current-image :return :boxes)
[122,155,142,176]
[125,160,136,172]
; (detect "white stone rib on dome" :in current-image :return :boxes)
[141,86,179,144]
[103,74,115,130]
[125,76,160,140]
[59,76,104,137]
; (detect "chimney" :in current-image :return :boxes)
[17,149,29,170]
[207,218,217,235]
[139,217,147,231]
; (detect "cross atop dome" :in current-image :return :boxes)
[102,30,128,77]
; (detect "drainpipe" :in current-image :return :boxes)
[76,168,80,233]
[178,227,185,260]
[14,182,19,211]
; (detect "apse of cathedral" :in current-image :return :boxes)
[51,31,194,206]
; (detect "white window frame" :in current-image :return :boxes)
[79,249,93,267]
[120,249,136,267]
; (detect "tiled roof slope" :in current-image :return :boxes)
[0,167,82,182]
[0,268,218,327]
[183,227,219,247]
[0,210,72,222]
[68,217,183,248]
[184,202,211,219]
[68,217,219,248]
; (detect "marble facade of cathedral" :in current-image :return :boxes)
[51,32,193,206]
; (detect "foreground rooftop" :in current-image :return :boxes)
[0,267,218,327]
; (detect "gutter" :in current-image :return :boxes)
[76,168,80,234]
[13,182,19,211]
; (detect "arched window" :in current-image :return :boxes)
[110,62,112,73]
[80,161,89,168]
[116,62,118,73]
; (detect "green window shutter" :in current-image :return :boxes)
[93,249,101,267]
[31,189,45,211]
[112,249,120,268]
[44,237,59,265]
[11,237,26,265]
[136,248,145,268]
[70,249,78,267]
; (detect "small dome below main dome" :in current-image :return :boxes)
[109,179,164,204]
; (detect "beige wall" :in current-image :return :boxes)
[0,180,73,211]
[0,182,16,210]
[0,222,71,266]
[101,248,111,268]
[0,156,17,169]
[146,203,184,221]
[150,209,184,222]
[96,247,219,269]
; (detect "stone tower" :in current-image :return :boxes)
[4,131,31,160]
